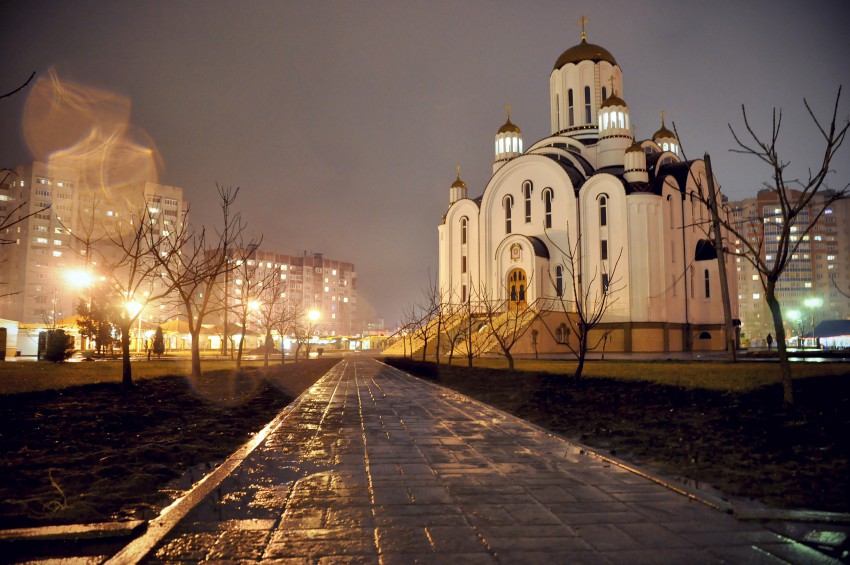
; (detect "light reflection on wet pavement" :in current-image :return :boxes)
[145,357,836,563]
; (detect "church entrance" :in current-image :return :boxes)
[507,268,527,307]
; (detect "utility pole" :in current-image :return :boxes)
[704,153,737,362]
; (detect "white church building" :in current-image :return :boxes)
[438,29,738,354]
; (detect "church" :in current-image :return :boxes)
[437,26,738,354]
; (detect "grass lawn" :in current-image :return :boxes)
[0,356,289,395]
[0,358,338,529]
[386,357,850,513]
[449,356,850,391]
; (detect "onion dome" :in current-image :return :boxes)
[554,39,617,70]
[652,111,679,155]
[451,167,467,189]
[494,104,523,171]
[498,117,521,134]
[626,139,644,153]
[653,111,675,141]
[600,93,626,109]
[449,165,467,204]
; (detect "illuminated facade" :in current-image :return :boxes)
[0,161,188,325]
[231,250,357,337]
[729,190,850,345]
[438,30,738,353]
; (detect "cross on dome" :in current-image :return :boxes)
[578,16,590,41]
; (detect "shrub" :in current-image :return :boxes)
[44,330,75,363]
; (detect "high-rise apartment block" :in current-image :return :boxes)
[0,161,188,324]
[236,250,357,336]
[728,189,850,344]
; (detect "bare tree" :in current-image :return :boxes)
[457,284,491,368]
[228,240,269,369]
[103,205,172,386]
[253,266,291,366]
[541,229,623,380]
[478,277,539,371]
[705,89,847,406]
[154,185,251,381]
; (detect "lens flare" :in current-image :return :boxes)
[22,68,160,211]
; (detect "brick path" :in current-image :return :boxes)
[142,357,828,564]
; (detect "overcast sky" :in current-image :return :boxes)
[2,0,848,326]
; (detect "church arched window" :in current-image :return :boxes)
[704,269,710,298]
[602,86,607,101]
[504,195,513,234]
[543,188,553,228]
[599,194,608,227]
[584,86,592,124]
[555,265,563,297]
[523,181,532,223]
[460,217,468,245]
[568,89,574,126]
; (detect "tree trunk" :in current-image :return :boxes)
[574,332,588,380]
[421,336,428,362]
[264,331,272,367]
[766,283,794,406]
[190,331,202,383]
[435,319,442,365]
[505,350,514,371]
[121,325,133,387]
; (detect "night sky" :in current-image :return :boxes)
[2,0,848,327]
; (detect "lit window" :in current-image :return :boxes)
[53,250,62,257]
[752,275,759,280]
[106,210,114,217]
[752,293,760,299]
[523,181,532,223]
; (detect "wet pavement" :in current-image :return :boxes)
[139,357,834,564]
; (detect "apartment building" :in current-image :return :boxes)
[728,189,850,344]
[0,161,188,324]
[230,249,357,337]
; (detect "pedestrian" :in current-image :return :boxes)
[766,333,773,351]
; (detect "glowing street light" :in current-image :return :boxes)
[307,309,321,322]
[65,268,95,289]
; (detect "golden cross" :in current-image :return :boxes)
[608,75,615,95]
[456,164,461,179]
[578,16,590,40]
[661,110,666,125]
[506,103,512,120]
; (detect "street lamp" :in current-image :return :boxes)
[803,297,823,348]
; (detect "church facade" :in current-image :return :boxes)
[437,30,738,353]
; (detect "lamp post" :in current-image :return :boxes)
[803,297,823,348]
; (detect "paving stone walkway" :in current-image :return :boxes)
[143,357,830,564]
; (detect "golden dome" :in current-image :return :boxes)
[653,111,676,141]
[498,118,521,134]
[554,39,617,70]
[626,139,644,153]
[497,103,521,134]
[451,166,467,189]
[600,93,626,109]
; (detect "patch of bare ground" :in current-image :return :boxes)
[385,358,850,513]
[0,358,338,529]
